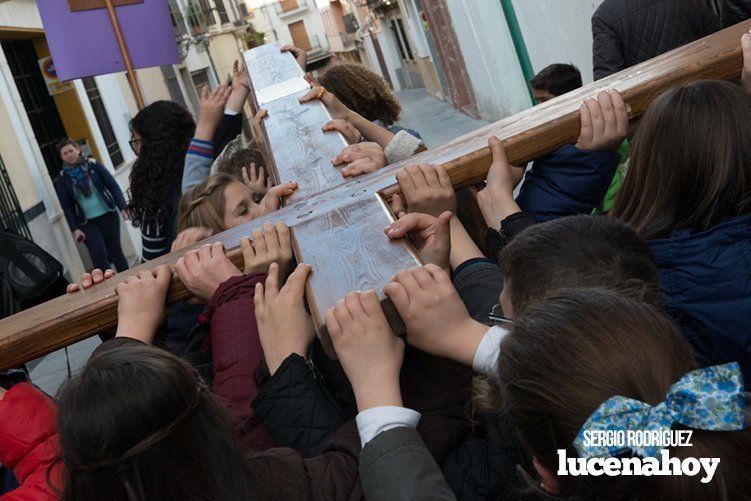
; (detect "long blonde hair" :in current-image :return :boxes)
[178,173,240,233]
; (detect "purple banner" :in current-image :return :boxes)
[36,0,180,81]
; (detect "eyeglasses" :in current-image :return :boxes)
[128,137,141,153]
[489,304,513,326]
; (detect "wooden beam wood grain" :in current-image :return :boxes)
[0,22,748,370]
[67,0,143,12]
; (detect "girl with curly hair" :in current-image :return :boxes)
[127,101,195,261]
[319,63,421,138]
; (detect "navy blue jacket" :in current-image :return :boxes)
[54,160,126,231]
[649,213,751,386]
[516,145,620,222]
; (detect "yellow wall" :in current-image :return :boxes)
[32,37,103,162]
[209,33,242,83]
[0,98,42,211]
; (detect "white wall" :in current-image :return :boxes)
[94,73,138,166]
[444,0,531,121]
[376,26,405,91]
[0,0,42,29]
[512,0,605,84]
[248,0,329,50]
[397,0,430,58]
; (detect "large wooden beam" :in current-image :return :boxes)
[0,22,748,370]
[243,42,422,355]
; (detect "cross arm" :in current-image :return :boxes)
[0,22,747,370]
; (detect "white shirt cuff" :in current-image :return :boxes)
[356,406,421,447]
[224,108,239,116]
[472,325,509,377]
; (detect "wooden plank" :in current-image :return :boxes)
[67,0,143,12]
[293,194,421,355]
[0,22,748,370]
[244,42,350,201]
[379,20,751,198]
[244,43,420,354]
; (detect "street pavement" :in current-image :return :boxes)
[395,88,490,148]
[27,88,490,396]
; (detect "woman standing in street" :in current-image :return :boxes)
[54,138,129,272]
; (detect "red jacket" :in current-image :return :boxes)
[0,384,62,500]
[201,273,275,451]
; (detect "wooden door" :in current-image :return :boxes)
[288,20,311,51]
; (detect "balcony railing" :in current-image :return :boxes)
[274,0,310,17]
[302,33,323,53]
[339,31,355,48]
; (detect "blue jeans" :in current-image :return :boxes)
[81,211,129,272]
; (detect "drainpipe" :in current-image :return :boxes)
[499,0,535,103]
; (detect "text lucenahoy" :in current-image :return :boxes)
[557,450,720,483]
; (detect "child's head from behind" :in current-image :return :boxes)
[178,173,256,233]
[319,63,402,126]
[56,138,82,166]
[214,147,266,180]
[498,215,659,317]
[529,64,582,103]
[612,80,751,239]
[499,289,751,499]
[56,341,266,500]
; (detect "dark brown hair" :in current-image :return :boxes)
[611,80,751,240]
[499,289,751,500]
[55,138,80,155]
[56,340,273,501]
[529,63,582,96]
[319,63,402,126]
[215,147,266,180]
[498,215,659,315]
[127,101,196,228]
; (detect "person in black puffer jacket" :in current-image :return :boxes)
[719,0,751,27]
[592,0,721,80]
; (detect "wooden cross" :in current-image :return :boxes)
[0,22,748,370]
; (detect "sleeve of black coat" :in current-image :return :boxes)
[246,420,362,501]
[53,178,79,232]
[360,427,457,501]
[697,0,722,34]
[720,0,751,28]
[441,413,531,500]
[592,12,625,80]
[452,259,504,324]
[93,162,127,209]
[212,113,243,160]
[253,354,346,458]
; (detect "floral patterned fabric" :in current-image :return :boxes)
[574,362,745,458]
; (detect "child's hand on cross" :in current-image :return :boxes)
[175,242,242,303]
[325,290,404,412]
[114,266,172,344]
[385,211,452,271]
[384,265,488,367]
[254,263,315,375]
[574,90,628,152]
[66,268,117,293]
[393,163,457,217]
[333,142,387,177]
[241,222,294,276]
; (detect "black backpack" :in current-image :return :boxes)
[0,230,64,301]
